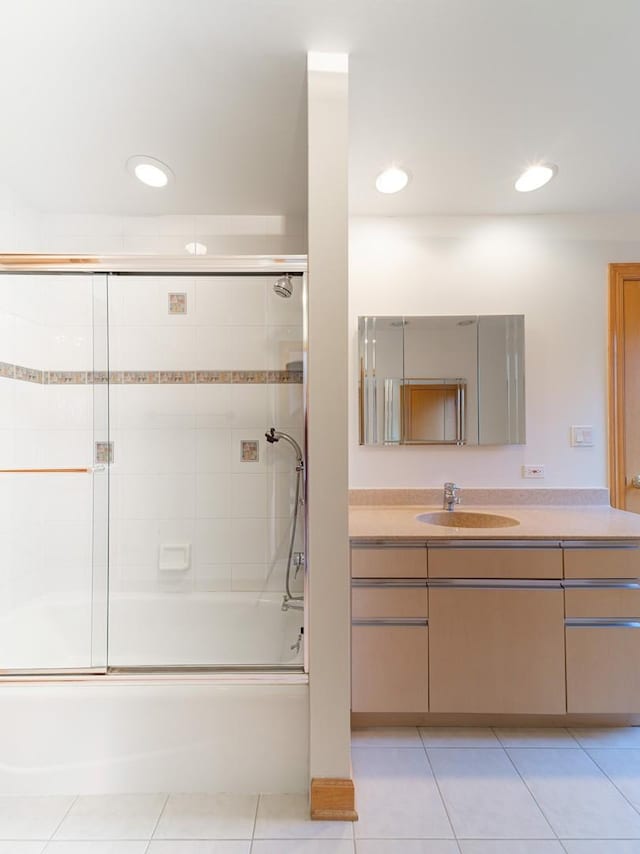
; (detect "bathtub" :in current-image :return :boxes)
[0,592,308,794]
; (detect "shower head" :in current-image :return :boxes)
[273,274,293,299]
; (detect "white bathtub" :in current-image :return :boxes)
[0,592,308,794]
[108,591,305,668]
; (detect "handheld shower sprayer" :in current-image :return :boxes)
[265,427,305,612]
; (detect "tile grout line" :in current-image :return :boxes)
[585,748,640,820]
[499,739,564,845]
[420,735,463,852]
[248,792,261,852]
[143,791,170,853]
[43,794,79,848]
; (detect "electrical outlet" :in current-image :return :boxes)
[522,465,545,479]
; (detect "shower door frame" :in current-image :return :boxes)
[0,255,308,678]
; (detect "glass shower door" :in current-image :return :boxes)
[0,272,109,672]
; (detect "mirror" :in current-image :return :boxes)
[358,315,525,446]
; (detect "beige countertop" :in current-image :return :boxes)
[349,504,640,541]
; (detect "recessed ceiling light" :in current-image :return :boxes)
[185,241,207,256]
[126,155,174,188]
[515,163,557,193]
[376,166,410,194]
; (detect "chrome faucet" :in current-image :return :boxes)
[443,482,460,511]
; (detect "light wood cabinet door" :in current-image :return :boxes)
[352,581,429,713]
[351,545,427,579]
[428,547,562,579]
[352,624,429,713]
[566,625,640,713]
[429,586,566,713]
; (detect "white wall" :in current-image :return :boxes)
[350,214,640,489]
[0,200,307,257]
[307,53,352,786]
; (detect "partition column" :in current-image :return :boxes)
[306,51,355,820]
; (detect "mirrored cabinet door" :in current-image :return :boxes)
[358,314,525,447]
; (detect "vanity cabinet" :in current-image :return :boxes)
[429,546,562,579]
[429,584,565,713]
[351,582,428,713]
[564,544,640,712]
[351,543,427,578]
[351,539,640,717]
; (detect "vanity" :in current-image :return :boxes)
[350,503,640,722]
[353,312,640,723]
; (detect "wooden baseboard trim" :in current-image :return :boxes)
[310,777,358,821]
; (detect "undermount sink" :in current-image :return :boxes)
[416,511,520,529]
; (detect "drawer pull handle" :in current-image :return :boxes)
[352,618,428,627]
[566,618,640,628]
[562,541,640,550]
[351,541,426,549]
[563,579,640,589]
[428,540,560,549]
[352,578,427,588]
[428,578,562,589]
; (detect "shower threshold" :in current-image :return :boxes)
[108,664,305,674]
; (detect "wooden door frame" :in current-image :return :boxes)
[608,264,640,508]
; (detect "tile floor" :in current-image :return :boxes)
[5,728,640,852]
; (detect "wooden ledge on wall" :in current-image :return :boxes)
[310,777,358,821]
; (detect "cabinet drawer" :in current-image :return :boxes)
[428,547,562,579]
[565,587,640,619]
[564,546,640,579]
[566,625,640,713]
[351,545,427,578]
[352,624,429,713]
[352,585,428,620]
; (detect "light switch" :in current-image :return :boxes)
[571,425,594,447]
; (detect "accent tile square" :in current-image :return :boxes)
[240,440,259,462]
[168,293,188,315]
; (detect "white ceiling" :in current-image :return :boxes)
[1,0,639,216]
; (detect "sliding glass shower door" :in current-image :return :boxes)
[0,267,306,674]
[0,273,109,672]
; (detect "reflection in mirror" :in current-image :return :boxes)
[478,315,525,444]
[358,314,525,447]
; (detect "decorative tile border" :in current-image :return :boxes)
[46,371,88,384]
[15,365,43,383]
[0,361,302,385]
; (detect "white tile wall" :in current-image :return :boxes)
[106,275,304,664]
